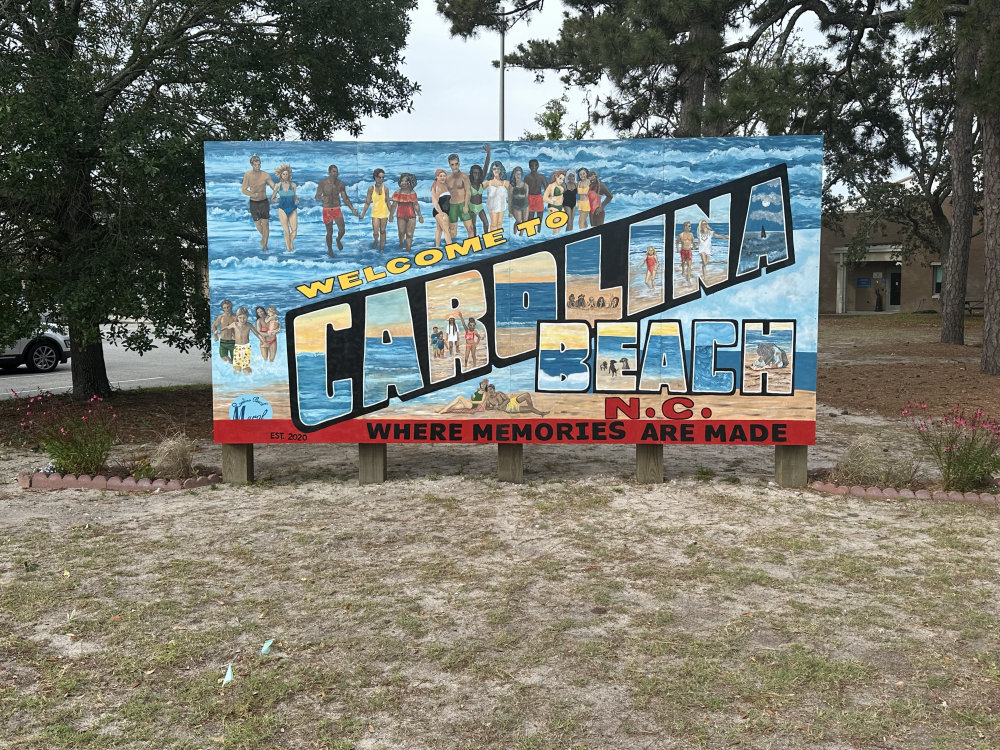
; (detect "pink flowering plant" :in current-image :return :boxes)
[16,392,119,476]
[904,403,1000,492]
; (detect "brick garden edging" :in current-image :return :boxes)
[810,481,999,503]
[17,472,221,492]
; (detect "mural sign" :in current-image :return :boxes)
[204,137,822,446]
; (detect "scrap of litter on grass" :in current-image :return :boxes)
[221,663,234,687]
[261,639,275,655]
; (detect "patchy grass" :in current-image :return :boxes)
[3,473,1000,748]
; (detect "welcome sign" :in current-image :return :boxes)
[204,137,821,446]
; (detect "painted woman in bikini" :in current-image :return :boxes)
[438,378,491,413]
[543,170,567,235]
[390,173,423,252]
[462,315,484,367]
[254,306,268,359]
[261,306,280,362]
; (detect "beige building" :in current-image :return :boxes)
[819,211,986,314]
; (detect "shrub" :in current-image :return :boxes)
[151,433,199,479]
[829,434,919,488]
[118,453,155,479]
[17,393,118,475]
[906,404,1000,491]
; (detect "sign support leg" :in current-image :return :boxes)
[774,445,808,487]
[636,444,663,484]
[498,443,523,483]
[359,443,387,485]
[222,444,254,484]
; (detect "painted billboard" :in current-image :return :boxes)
[205,137,822,445]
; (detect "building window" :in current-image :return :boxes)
[932,265,942,296]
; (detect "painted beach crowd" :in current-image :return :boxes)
[239,146,614,257]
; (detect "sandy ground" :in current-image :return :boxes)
[4,316,999,748]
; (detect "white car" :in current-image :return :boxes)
[0,325,73,373]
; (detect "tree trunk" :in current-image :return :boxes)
[941,35,976,344]
[677,30,707,138]
[982,112,1000,374]
[70,321,113,400]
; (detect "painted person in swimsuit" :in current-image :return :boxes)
[270,163,299,253]
[636,246,660,290]
[484,160,510,232]
[315,164,358,256]
[588,169,613,226]
[390,172,423,252]
[430,327,443,359]
[445,152,475,239]
[481,384,549,416]
[524,158,548,223]
[211,299,237,363]
[430,168,453,247]
[241,156,276,252]
[575,168,590,229]
[254,306,268,359]
[360,168,391,252]
[697,219,729,278]
[543,170,566,235]
[444,315,462,356]
[462,314,484,368]
[219,306,264,375]
[261,305,280,362]
[562,170,578,231]
[676,220,696,282]
[468,145,491,235]
[438,378,491,413]
[509,166,530,235]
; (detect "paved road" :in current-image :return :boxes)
[0,327,211,400]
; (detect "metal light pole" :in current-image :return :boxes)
[500,15,505,140]
[495,1,543,142]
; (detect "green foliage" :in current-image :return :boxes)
[907,404,1000,491]
[119,454,156,480]
[522,96,591,141]
[0,0,418,395]
[16,393,118,475]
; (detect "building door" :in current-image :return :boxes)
[889,271,902,307]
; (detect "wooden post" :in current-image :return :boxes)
[498,443,523,483]
[222,444,254,484]
[359,443,387,485]
[635,443,663,484]
[774,445,808,487]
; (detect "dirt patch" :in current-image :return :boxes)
[816,314,997,417]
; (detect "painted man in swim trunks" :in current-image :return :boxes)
[524,159,548,223]
[445,153,475,239]
[211,299,237,363]
[315,165,358,256]
[220,306,265,375]
[241,156,276,252]
[676,220,696,283]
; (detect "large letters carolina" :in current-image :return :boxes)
[288,165,796,432]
